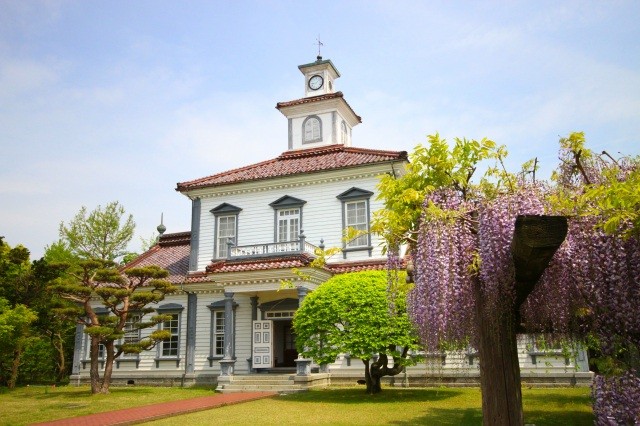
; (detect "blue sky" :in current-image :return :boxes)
[1,1,639,259]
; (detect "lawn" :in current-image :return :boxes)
[144,387,593,426]
[0,386,593,426]
[0,385,215,425]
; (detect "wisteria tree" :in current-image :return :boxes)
[375,133,640,424]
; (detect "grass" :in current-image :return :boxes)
[0,385,216,425]
[143,387,593,425]
[0,385,593,426]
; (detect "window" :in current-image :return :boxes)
[216,216,236,258]
[121,314,141,358]
[161,313,180,357]
[337,187,374,256]
[210,203,242,259]
[213,311,225,357]
[277,209,300,242]
[302,116,322,143]
[155,304,184,367]
[341,121,348,144]
[269,196,306,245]
[345,200,368,247]
[207,300,238,365]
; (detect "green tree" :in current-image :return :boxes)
[53,203,177,394]
[372,133,510,251]
[0,237,76,386]
[51,260,177,394]
[293,270,418,394]
[59,201,135,263]
[0,298,38,388]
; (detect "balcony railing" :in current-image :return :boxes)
[226,231,320,259]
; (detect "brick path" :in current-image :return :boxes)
[33,391,277,426]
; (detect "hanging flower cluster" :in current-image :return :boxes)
[476,186,545,317]
[408,189,476,350]
[408,186,547,350]
[592,370,640,425]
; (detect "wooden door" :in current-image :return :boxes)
[252,320,273,368]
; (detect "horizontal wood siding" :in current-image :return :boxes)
[196,174,387,270]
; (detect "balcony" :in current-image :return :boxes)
[226,231,320,260]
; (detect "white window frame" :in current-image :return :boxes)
[154,303,184,367]
[337,187,374,258]
[210,203,242,259]
[120,314,141,359]
[344,200,369,248]
[216,215,236,258]
[207,300,238,366]
[161,313,180,357]
[341,120,348,144]
[213,311,225,357]
[277,208,300,242]
[302,115,322,143]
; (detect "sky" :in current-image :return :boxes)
[1,1,639,259]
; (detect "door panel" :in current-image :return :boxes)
[252,320,273,368]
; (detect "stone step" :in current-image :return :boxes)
[219,384,307,394]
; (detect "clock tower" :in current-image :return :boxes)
[276,56,361,151]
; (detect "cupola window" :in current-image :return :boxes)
[303,116,322,143]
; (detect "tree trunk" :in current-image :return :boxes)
[474,215,567,425]
[52,332,67,383]
[8,344,24,389]
[100,341,115,394]
[363,359,381,394]
[89,336,101,394]
[475,279,523,426]
[363,347,409,394]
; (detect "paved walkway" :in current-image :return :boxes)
[33,391,277,426]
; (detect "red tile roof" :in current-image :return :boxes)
[123,232,398,283]
[176,145,407,192]
[204,253,315,274]
[123,232,191,284]
[326,259,389,274]
[275,91,361,123]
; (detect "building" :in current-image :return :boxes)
[70,57,591,390]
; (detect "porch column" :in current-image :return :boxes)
[295,286,312,376]
[71,324,84,376]
[249,296,259,372]
[185,293,197,374]
[219,291,236,378]
[251,296,259,321]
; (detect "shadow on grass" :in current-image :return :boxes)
[279,387,462,404]
[388,408,593,426]
[523,391,592,406]
[14,385,164,400]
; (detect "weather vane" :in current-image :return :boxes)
[315,35,323,59]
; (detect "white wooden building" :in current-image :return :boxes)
[70,57,591,390]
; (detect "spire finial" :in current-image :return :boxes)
[315,35,323,61]
[157,213,166,235]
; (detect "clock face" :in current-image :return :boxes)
[308,75,324,90]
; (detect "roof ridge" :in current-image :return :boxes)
[177,144,408,192]
[276,92,344,109]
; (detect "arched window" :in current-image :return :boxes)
[302,116,322,143]
[341,121,348,144]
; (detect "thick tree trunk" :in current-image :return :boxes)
[363,346,409,394]
[475,279,524,425]
[100,341,116,394]
[474,215,567,426]
[89,336,101,394]
[8,344,24,389]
